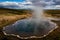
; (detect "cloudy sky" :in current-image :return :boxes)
[0,0,60,9]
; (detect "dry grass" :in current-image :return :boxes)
[44,10,60,18]
[0,14,31,28]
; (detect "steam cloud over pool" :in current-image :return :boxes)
[3,0,58,39]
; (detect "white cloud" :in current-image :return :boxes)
[21,2,32,4]
[26,0,55,6]
[56,5,60,8]
[0,1,33,9]
[44,5,60,10]
[26,0,60,9]
[55,0,60,2]
[0,0,60,9]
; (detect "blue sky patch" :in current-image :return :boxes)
[0,0,25,2]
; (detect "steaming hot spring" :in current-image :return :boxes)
[3,0,58,39]
[3,7,58,39]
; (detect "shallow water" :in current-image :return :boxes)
[3,18,57,39]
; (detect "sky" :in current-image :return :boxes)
[0,0,60,9]
[0,0,25,2]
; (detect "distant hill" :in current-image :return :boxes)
[0,8,32,15]
[44,10,60,14]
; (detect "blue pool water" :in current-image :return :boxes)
[3,18,57,39]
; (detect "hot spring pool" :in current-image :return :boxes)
[3,18,58,39]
